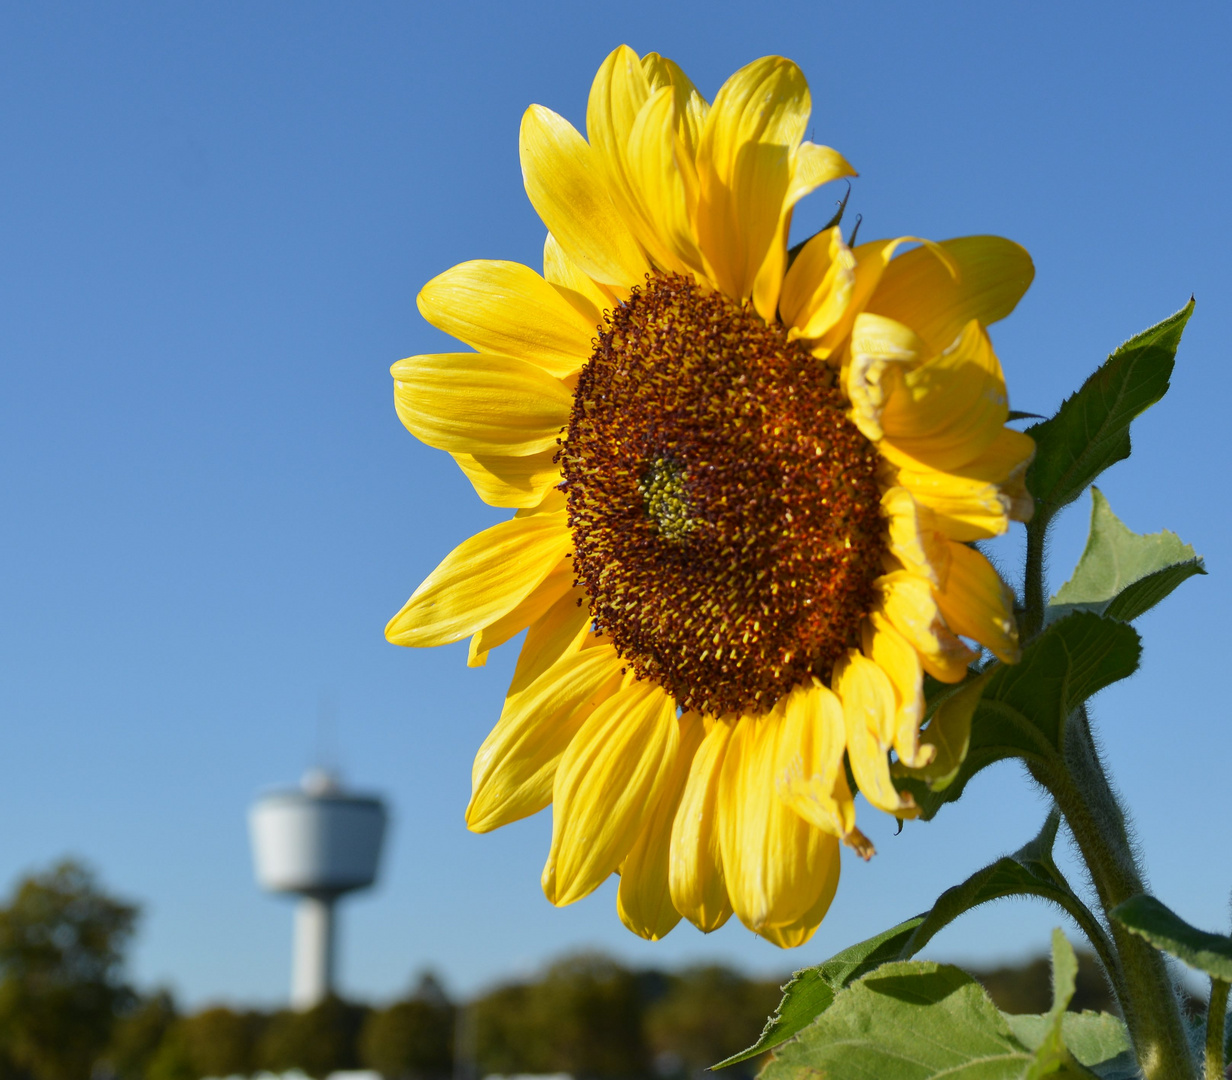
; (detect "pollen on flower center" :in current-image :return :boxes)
[638,457,695,542]
[560,272,887,717]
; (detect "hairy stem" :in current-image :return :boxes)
[1022,519,1049,641]
[1206,979,1228,1080]
[1037,711,1194,1079]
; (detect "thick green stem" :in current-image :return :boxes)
[1206,979,1228,1080]
[1022,519,1049,640]
[1038,711,1195,1080]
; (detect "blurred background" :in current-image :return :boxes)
[1,0,1230,1073]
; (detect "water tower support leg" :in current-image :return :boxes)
[291,893,335,1009]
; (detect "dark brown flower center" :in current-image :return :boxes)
[560,272,886,717]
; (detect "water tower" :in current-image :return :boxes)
[249,768,388,1008]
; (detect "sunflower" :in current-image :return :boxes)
[387,46,1035,948]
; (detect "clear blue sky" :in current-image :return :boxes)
[2,1,1229,1008]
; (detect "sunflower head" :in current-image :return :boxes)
[388,45,1035,948]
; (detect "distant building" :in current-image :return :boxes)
[249,769,388,1008]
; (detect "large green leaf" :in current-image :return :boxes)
[713,917,924,1068]
[904,614,1140,820]
[1046,488,1205,626]
[760,952,1097,1079]
[1026,301,1193,532]
[1111,894,1232,981]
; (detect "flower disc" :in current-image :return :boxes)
[561,272,887,716]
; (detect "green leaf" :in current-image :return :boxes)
[1005,1013,1135,1079]
[904,614,1140,820]
[760,958,1098,1080]
[713,917,924,1068]
[1111,894,1232,981]
[894,813,1103,962]
[1026,301,1193,531]
[1047,488,1205,626]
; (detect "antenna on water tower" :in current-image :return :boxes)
[248,714,388,1009]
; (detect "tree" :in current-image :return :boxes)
[644,966,785,1079]
[360,999,454,1078]
[174,1006,264,1077]
[471,953,648,1079]
[103,991,178,1080]
[0,860,138,1080]
[256,996,368,1078]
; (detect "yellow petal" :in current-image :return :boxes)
[417,260,597,379]
[934,541,1021,664]
[450,449,562,510]
[778,679,857,841]
[875,570,977,683]
[894,427,1036,541]
[814,236,922,362]
[879,320,1009,471]
[695,56,809,302]
[756,845,840,948]
[385,512,570,647]
[845,313,928,442]
[467,644,624,833]
[833,650,919,819]
[543,679,681,906]
[392,352,571,457]
[868,235,1034,354]
[520,104,648,287]
[669,720,735,933]
[781,227,857,342]
[587,46,690,275]
[881,486,951,588]
[508,584,592,695]
[640,52,709,159]
[718,710,839,934]
[543,233,610,327]
[752,142,856,323]
[626,86,707,278]
[861,614,931,770]
[618,713,705,941]
[467,554,574,667]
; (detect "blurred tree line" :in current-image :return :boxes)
[0,860,1121,1080]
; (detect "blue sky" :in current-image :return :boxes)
[1,1,1229,1008]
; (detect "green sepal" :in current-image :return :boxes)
[1025,300,1193,533]
[1111,894,1232,982]
[1046,487,1205,626]
[902,613,1140,820]
[894,669,992,789]
[758,938,1102,1079]
[711,916,923,1068]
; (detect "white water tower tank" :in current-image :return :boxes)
[249,769,388,1008]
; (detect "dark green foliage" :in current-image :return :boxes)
[360,997,455,1078]
[103,992,178,1080]
[175,1006,265,1077]
[470,953,648,1078]
[642,966,784,1078]
[256,996,368,1078]
[0,860,138,1080]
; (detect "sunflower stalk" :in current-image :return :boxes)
[1206,978,1228,1080]
[1031,706,1194,1079]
